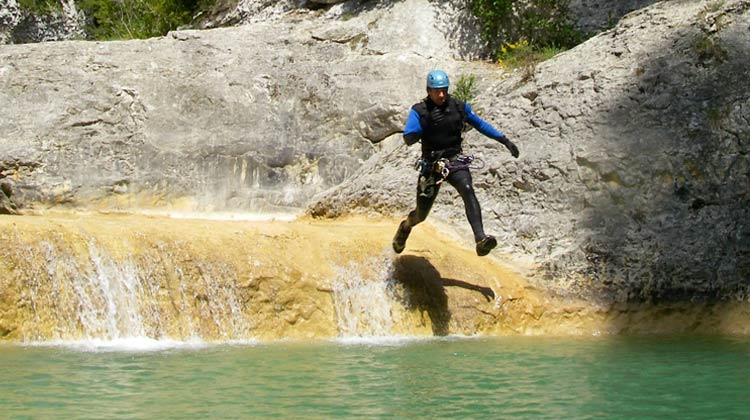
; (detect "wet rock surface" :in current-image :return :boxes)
[2,214,748,341]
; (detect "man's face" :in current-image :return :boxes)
[427,87,448,106]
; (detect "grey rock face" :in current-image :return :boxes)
[206,0,492,60]
[195,0,300,29]
[311,0,750,302]
[3,0,748,303]
[569,0,661,33]
[0,0,483,213]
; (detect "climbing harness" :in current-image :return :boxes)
[416,154,484,184]
[415,153,484,198]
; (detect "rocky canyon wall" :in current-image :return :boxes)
[2,0,749,302]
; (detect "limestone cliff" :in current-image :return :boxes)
[310,0,750,301]
[2,0,478,212]
[1,0,658,46]
[1,0,749,305]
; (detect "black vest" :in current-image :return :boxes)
[412,95,466,159]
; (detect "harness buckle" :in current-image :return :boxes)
[434,159,450,185]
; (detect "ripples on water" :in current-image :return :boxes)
[2,336,749,419]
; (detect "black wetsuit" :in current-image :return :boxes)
[401,95,504,242]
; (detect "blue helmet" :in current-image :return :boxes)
[426,70,449,89]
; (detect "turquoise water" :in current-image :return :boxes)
[2,336,749,419]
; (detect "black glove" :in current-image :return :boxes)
[498,135,519,158]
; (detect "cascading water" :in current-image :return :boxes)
[330,252,421,340]
[332,255,396,337]
[6,232,257,344]
[73,241,146,339]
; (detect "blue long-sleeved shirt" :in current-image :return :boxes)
[402,102,504,144]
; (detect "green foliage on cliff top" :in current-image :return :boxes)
[78,0,212,40]
[17,0,62,14]
[18,0,217,40]
[470,0,586,65]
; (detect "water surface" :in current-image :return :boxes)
[2,336,749,419]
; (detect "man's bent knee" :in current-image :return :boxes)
[407,210,427,226]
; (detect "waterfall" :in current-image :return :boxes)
[74,241,146,339]
[331,253,402,339]
[9,235,254,343]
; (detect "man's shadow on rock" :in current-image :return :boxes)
[391,255,495,336]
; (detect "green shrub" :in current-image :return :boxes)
[453,74,477,103]
[17,0,62,15]
[470,0,586,64]
[77,0,214,40]
[693,34,728,63]
[706,105,729,130]
[496,39,563,70]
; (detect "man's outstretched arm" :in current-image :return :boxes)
[464,103,519,158]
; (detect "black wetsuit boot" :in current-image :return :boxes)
[475,235,497,256]
[392,220,411,253]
